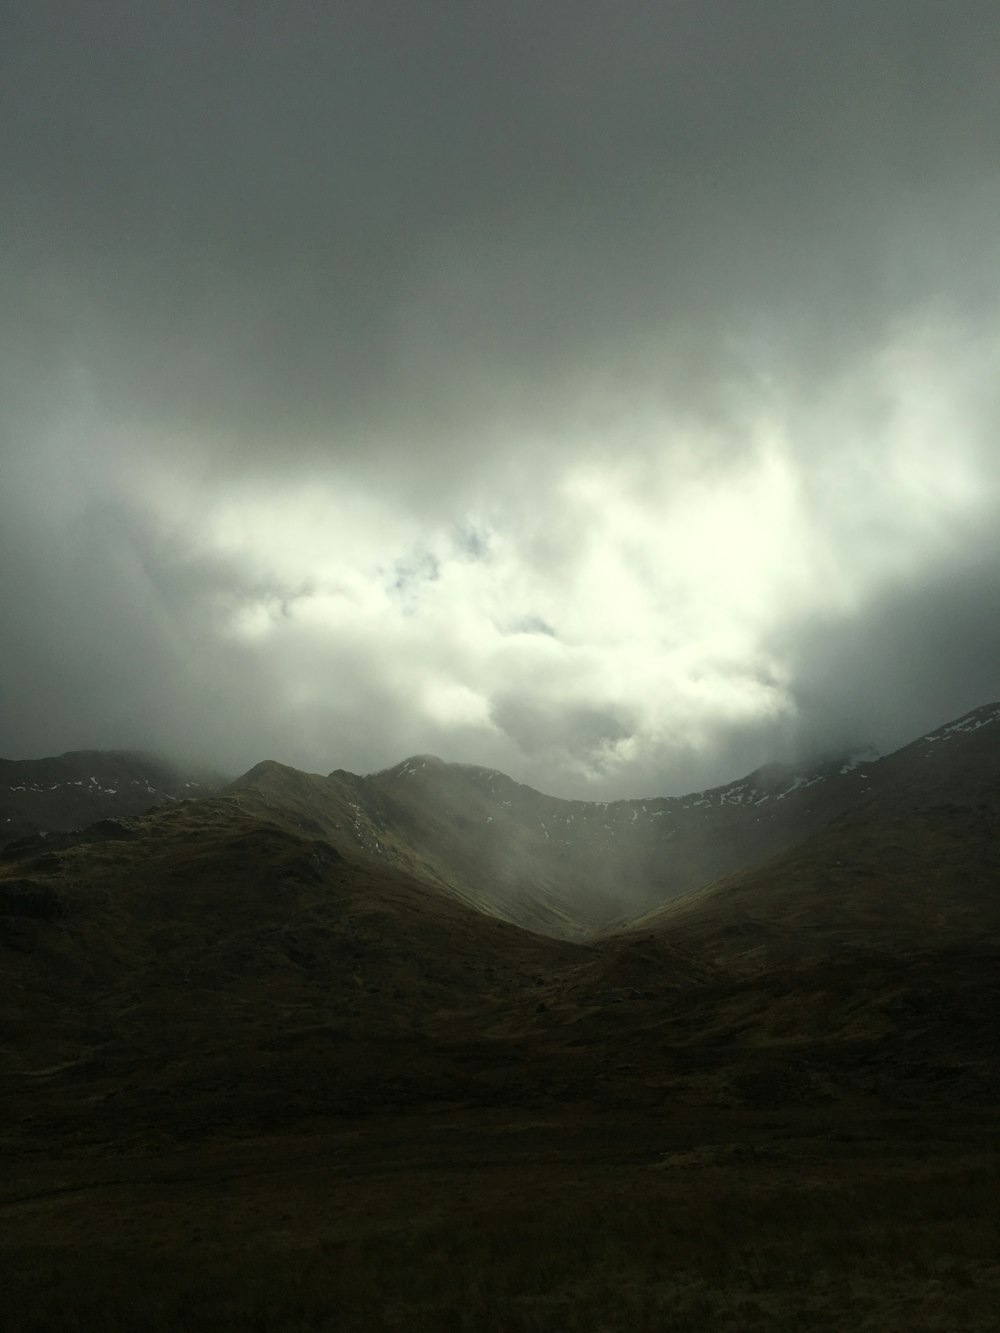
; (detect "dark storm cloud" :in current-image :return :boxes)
[8,0,999,456]
[2,1,999,793]
[776,539,1000,762]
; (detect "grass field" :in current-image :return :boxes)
[2,1107,998,1331]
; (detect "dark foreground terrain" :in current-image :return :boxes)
[2,1105,997,1332]
[2,710,998,1329]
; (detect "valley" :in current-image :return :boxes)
[1,705,998,1329]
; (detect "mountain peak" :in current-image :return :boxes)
[235,758,303,781]
[372,755,447,779]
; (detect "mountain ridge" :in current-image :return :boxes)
[4,701,999,937]
[0,749,224,845]
[1,699,997,1149]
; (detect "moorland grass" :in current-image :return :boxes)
[2,1158,997,1332]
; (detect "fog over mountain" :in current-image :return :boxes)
[3,1,999,797]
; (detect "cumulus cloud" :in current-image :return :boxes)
[2,1,999,796]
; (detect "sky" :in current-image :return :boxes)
[2,0,999,798]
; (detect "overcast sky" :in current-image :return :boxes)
[2,1,999,797]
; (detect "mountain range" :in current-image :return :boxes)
[1,703,998,1329]
[0,750,221,844]
[5,701,999,937]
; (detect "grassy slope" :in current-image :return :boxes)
[230,758,614,937]
[1,794,596,1150]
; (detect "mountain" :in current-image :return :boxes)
[2,705,998,1330]
[0,791,594,1147]
[3,699,997,1144]
[590,703,1000,1109]
[222,745,883,937]
[4,706,997,1148]
[0,750,222,844]
[626,705,1000,957]
[6,703,999,937]
[223,702,1000,936]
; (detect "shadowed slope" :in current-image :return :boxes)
[0,793,594,1150]
[587,752,1000,1109]
[4,725,999,1151]
[610,702,1000,956]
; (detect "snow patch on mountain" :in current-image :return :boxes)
[923,703,1000,744]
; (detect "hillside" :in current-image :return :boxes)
[226,703,1000,936]
[590,708,1000,1110]
[2,705,999,1330]
[3,702,998,1145]
[224,742,877,938]
[0,792,593,1150]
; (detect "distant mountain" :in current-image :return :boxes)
[0,751,224,845]
[4,702,999,936]
[229,702,1000,936]
[223,749,881,936]
[611,705,1000,956]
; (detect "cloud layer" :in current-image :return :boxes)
[3,2,999,795]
